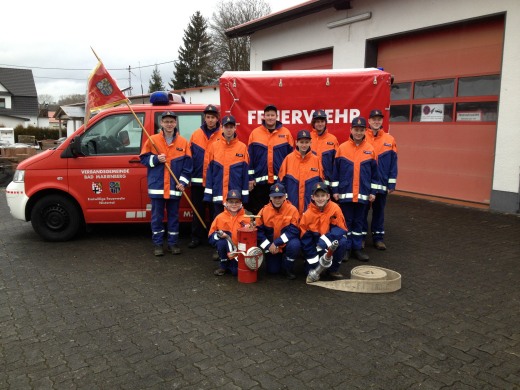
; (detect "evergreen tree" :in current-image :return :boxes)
[169,12,217,90]
[148,65,165,93]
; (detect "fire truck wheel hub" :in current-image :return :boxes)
[42,205,70,231]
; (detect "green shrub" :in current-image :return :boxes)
[14,125,60,142]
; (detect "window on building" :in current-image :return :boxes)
[391,83,412,101]
[389,105,411,122]
[0,98,5,108]
[457,75,500,97]
[414,79,455,99]
[389,74,499,123]
[456,101,498,122]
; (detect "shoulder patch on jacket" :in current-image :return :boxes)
[278,135,286,138]
[327,142,335,145]
[363,150,372,154]
[176,147,185,152]
[236,153,244,157]
[311,168,318,172]
[384,143,392,147]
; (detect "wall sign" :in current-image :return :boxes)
[420,104,444,122]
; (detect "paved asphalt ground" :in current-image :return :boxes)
[0,192,519,389]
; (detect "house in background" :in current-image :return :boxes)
[0,67,39,128]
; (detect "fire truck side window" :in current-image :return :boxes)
[81,113,145,156]
[154,112,204,139]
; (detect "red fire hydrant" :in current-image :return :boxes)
[229,216,263,283]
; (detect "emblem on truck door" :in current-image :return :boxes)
[109,182,121,194]
[92,182,103,194]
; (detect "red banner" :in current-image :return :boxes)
[85,61,127,127]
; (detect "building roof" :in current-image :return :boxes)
[0,96,38,118]
[0,67,38,97]
[225,0,351,38]
[54,105,85,119]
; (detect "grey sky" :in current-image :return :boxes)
[1,0,303,102]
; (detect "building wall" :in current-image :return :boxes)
[0,115,25,128]
[249,0,520,212]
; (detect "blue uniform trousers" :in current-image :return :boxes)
[362,193,387,242]
[213,203,225,219]
[190,186,215,243]
[265,238,301,274]
[305,235,347,274]
[214,236,239,275]
[340,202,366,250]
[151,198,180,246]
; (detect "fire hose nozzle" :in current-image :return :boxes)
[307,240,340,283]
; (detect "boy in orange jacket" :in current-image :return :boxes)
[208,190,251,276]
[300,182,348,279]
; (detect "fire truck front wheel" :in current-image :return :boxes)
[31,195,83,242]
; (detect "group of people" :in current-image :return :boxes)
[140,104,397,280]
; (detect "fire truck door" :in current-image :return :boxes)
[68,112,147,223]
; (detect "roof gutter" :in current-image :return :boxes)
[225,0,351,38]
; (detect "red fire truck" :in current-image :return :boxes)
[5,69,391,241]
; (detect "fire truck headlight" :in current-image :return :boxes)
[13,170,25,183]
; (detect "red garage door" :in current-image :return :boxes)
[378,17,504,205]
[271,49,333,71]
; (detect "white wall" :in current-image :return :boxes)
[0,115,25,128]
[66,120,84,137]
[250,0,520,206]
[37,117,49,128]
[176,87,220,105]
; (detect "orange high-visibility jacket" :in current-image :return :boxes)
[204,134,250,204]
[208,206,251,247]
[256,199,300,251]
[311,128,339,186]
[300,200,348,263]
[248,121,295,185]
[365,128,398,193]
[278,150,323,216]
[188,124,220,186]
[140,129,192,200]
[332,136,380,204]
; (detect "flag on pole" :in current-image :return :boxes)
[84,61,127,128]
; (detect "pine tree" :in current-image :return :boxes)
[148,65,165,93]
[169,12,217,90]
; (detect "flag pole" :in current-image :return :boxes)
[90,47,207,229]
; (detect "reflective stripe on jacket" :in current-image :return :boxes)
[203,134,250,204]
[248,121,294,185]
[332,136,379,204]
[140,129,192,199]
[188,123,220,186]
[300,201,347,263]
[311,128,339,186]
[208,207,251,248]
[256,199,300,250]
[365,128,398,192]
[278,149,323,216]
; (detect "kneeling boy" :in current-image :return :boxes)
[300,182,348,279]
[208,190,251,276]
[257,183,301,280]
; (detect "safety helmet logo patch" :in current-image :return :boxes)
[317,184,321,188]
[232,191,236,196]
[275,186,279,192]
[358,119,361,124]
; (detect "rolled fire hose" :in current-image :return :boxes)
[307,265,401,293]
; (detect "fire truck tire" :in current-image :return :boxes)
[31,195,83,242]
